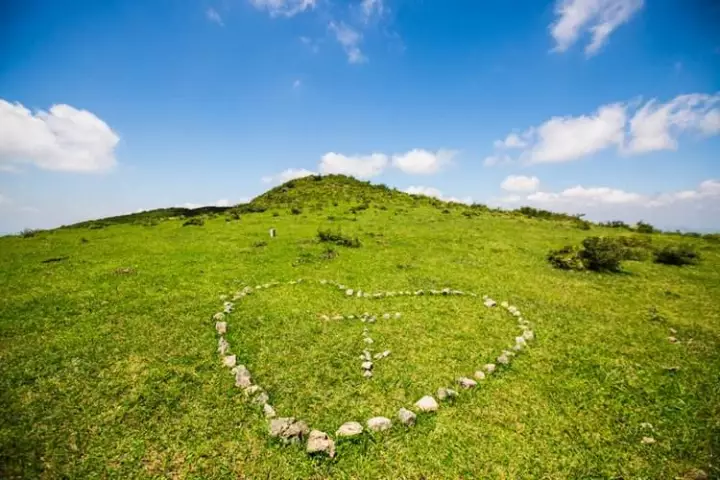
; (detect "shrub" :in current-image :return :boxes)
[578,236,624,272]
[291,207,302,215]
[87,222,108,230]
[272,212,280,217]
[320,247,338,260]
[226,211,240,222]
[19,228,40,238]
[635,221,656,234]
[442,209,451,214]
[614,235,653,261]
[253,240,268,248]
[703,233,720,243]
[599,220,631,229]
[547,246,585,271]
[575,219,592,230]
[349,204,370,214]
[183,217,205,227]
[653,245,700,266]
[317,229,361,248]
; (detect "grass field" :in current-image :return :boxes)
[1,177,719,479]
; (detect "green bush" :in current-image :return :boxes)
[547,246,585,271]
[578,236,624,272]
[575,220,592,230]
[635,221,656,234]
[653,245,700,266]
[19,228,40,238]
[183,217,205,227]
[614,235,653,261]
[290,207,302,215]
[317,229,361,248]
[599,220,631,229]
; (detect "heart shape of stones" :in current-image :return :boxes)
[212,279,536,458]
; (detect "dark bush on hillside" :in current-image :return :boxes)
[226,211,241,221]
[579,236,624,272]
[653,245,700,266]
[599,220,631,229]
[87,222,109,230]
[575,219,592,230]
[442,209,451,214]
[317,229,361,248]
[235,204,267,214]
[291,207,302,215]
[183,217,205,227]
[253,240,268,248]
[516,206,583,223]
[614,235,653,261]
[704,233,720,243]
[320,247,338,260]
[19,228,40,238]
[547,246,586,271]
[635,221,656,234]
[349,203,370,214]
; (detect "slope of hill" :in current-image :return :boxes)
[0,175,718,478]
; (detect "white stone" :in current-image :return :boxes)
[223,355,237,368]
[383,313,391,320]
[437,388,458,400]
[457,377,477,389]
[357,290,363,297]
[501,301,509,308]
[415,395,438,412]
[523,330,535,341]
[497,353,510,365]
[213,312,225,321]
[233,365,252,388]
[641,436,656,445]
[215,321,227,335]
[364,337,374,344]
[363,370,373,378]
[367,417,392,432]
[362,361,373,370]
[394,312,402,319]
[363,350,372,361]
[332,315,343,321]
[263,404,276,418]
[484,363,496,374]
[218,337,229,355]
[474,370,486,381]
[336,421,363,437]
[398,408,416,426]
[484,299,497,308]
[307,430,336,458]
[346,289,354,296]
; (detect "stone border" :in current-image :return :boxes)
[212,279,536,458]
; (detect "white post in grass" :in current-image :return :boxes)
[269,228,276,238]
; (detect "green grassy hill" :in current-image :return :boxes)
[1,175,718,479]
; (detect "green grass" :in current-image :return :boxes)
[1,179,719,479]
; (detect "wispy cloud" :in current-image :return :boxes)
[261,168,316,184]
[551,0,644,56]
[328,22,367,64]
[206,7,224,26]
[249,0,316,18]
[404,186,472,205]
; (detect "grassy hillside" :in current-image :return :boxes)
[1,176,718,479]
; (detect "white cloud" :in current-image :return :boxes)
[206,8,224,26]
[0,99,119,173]
[249,0,316,17]
[328,21,367,64]
[486,92,720,165]
[299,36,321,53]
[319,152,387,178]
[551,0,644,56]
[483,154,513,167]
[262,168,316,184]
[494,179,720,230]
[179,199,235,209]
[392,149,456,175]
[405,186,472,205]
[494,133,527,149]
[627,93,720,153]
[361,0,384,21]
[501,175,540,192]
[527,103,627,163]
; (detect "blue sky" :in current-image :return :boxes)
[1,0,719,233]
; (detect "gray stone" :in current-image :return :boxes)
[269,417,309,444]
[223,355,237,368]
[457,377,478,389]
[218,337,229,355]
[383,313,391,320]
[497,353,510,365]
[522,330,535,341]
[252,391,269,405]
[474,370,486,381]
[367,417,392,432]
[233,365,252,388]
[336,421,363,437]
[398,408,416,426]
[363,370,373,378]
[484,363,496,374]
[263,403,276,418]
[437,388,458,401]
[307,430,336,458]
[215,321,227,335]
[414,395,439,412]
[213,312,225,321]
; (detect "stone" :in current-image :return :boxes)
[320,315,329,321]
[437,388,458,401]
[332,315,344,321]
[669,327,678,335]
[501,301,509,308]
[515,336,527,347]
[363,370,373,378]
[346,289,354,296]
[363,350,372,361]
[368,316,376,323]
[213,312,225,321]
[269,417,309,444]
[348,315,355,319]
[484,363,496,374]
[233,365,252,388]
[641,436,656,445]
[497,354,510,365]
[457,377,477,389]
[252,391,269,405]
[484,299,497,308]
[474,370,486,381]
[383,313,391,320]
[394,312,402,319]
[336,421,363,437]
[223,355,237,368]
[364,337,374,344]
[307,430,336,458]
[374,350,391,360]
[398,408,416,426]
[522,330,535,341]
[639,422,653,430]
[263,403,276,418]
[668,336,678,343]
[367,417,392,432]
[414,395,439,412]
[415,290,424,296]
[218,337,229,355]
[362,361,373,370]
[215,321,227,335]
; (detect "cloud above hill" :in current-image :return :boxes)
[0,99,119,173]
